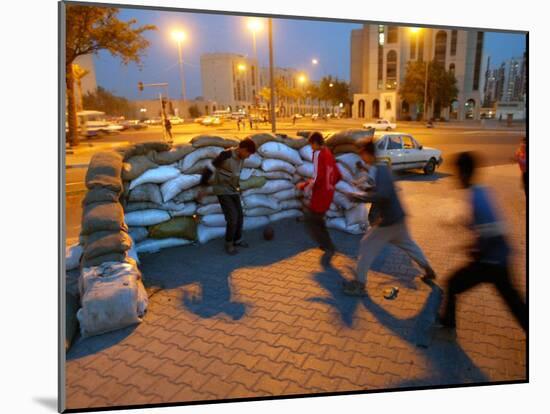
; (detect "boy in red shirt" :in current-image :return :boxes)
[297,132,342,266]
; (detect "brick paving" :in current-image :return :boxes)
[65,164,527,410]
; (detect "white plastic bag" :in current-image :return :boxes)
[129,165,180,190]
[169,202,198,217]
[336,153,363,174]
[160,174,201,202]
[344,203,369,226]
[258,142,303,165]
[243,153,263,168]
[272,188,301,201]
[333,192,354,210]
[125,209,171,227]
[297,162,314,178]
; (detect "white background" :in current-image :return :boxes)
[0,0,547,412]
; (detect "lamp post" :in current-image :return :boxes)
[410,27,429,121]
[268,18,276,132]
[172,30,187,103]
[298,74,307,114]
[247,18,263,113]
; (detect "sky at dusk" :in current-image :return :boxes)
[90,7,526,101]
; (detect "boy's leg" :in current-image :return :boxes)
[233,195,247,246]
[304,209,334,252]
[355,225,392,284]
[391,221,435,278]
[492,266,527,331]
[218,195,238,252]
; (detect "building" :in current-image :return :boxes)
[350,24,486,121]
[200,53,259,112]
[132,98,217,120]
[483,62,506,107]
[502,55,526,102]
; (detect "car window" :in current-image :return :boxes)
[402,136,416,149]
[387,136,402,150]
[377,138,387,151]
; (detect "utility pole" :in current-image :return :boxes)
[423,61,429,122]
[268,18,276,133]
[139,82,170,142]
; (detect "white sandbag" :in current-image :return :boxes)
[179,146,223,172]
[77,262,144,337]
[269,209,303,222]
[242,179,294,196]
[129,227,148,243]
[259,171,293,180]
[326,209,344,218]
[261,159,296,175]
[160,201,188,212]
[240,168,255,181]
[125,209,171,227]
[160,174,201,203]
[129,165,180,190]
[197,203,223,215]
[337,162,355,183]
[345,203,369,226]
[135,237,192,254]
[173,187,200,203]
[198,195,219,205]
[197,225,226,244]
[184,158,214,175]
[243,153,262,168]
[292,174,302,184]
[272,188,301,201]
[127,239,140,265]
[66,243,83,271]
[258,142,303,165]
[336,153,363,174]
[297,162,314,178]
[327,217,365,235]
[336,180,357,194]
[170,202,198,217]
[333,191,354,210]
[246,207,280,216]
[201,214,227,227]
[243,194,280,210]
[279,199,303,210]
[299,145,313,162]
[243,216,269,230]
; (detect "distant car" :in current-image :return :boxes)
[363,119,397,131]
[374,132,443,175]
[120,120,147,130]
[144,118,162,125]
[201,116,223,126]
[194,116,206,124]
[293,114,303,119]
[168,116,184,125]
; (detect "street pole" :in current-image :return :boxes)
[268,18,276,133]
[423,61,429,122]
[176,40,186,104]
[253,31,260,114]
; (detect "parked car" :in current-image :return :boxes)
[120,120,147,130]
[168,116,184,125]
[363,118,397,131]
[374,132,443,175]
[144,117,162,125]
[201,116,223,126]
[194,116,207,124]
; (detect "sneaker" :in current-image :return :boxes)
[342,280,366,297]
[225,242,238,255]
[321,249,335,267]
[234,240,249,248]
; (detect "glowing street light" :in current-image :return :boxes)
[409,27,421,34]
[171,29,187,101]
[312,58,319,65]
[237,63,246,72]
[329,83,334,88]
[298,74,307,84]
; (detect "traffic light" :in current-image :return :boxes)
[138,81,144,92]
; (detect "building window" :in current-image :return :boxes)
[387,26,398,43]
[377,45,384,89]
[450,30,458,56]
[358,99,365,118]
[386,50,397,90]
[449,63,455,76]
[410,35,416,60]
[473,32,484,91]
[435,30,447,67]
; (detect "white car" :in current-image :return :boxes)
[201,116,223,126]
[168,116,184,125]
[374,132,443,175]
[363,119,397,131]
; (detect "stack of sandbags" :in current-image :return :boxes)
[77,261,148,337]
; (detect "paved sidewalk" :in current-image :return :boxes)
[65,164,526,410]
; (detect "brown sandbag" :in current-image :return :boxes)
[281,136,308,150]
[128,183,163,205]
[332,144,359,155]
[191,135,239,149]
[148,143,195,165]
[85,151,124,193]
[116,142,172,161]
[82,187,120,206]
[239,176,267,191]
[122,155,158,181]
[83,230,132,261]
[81,202,127,236]
[249,133,284,148]
[326,129,375,148]
[148,216,198,240]
[81,251,128,268]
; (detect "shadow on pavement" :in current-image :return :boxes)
[395,171,452,182]
[67,324,137,360]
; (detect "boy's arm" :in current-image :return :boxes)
[199,150,231,186]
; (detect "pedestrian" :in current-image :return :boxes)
[296,132,342,266]
[248,114,254,130]
[198,139,257,255]
[438,151,526,331]
[342,140,436,296]
[292,114,297,125]
[514,137,527,196]
[164,117,173,143]
[236,117,241,131]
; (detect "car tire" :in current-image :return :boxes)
[423,158,436,175]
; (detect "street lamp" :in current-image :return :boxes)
[409,27,429,121]
[312,58,318,65]
[237,63,246,72]
[247,18,264,110]
[171,29,187,102]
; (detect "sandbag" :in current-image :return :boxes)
[201,214,226,227]
[243,194,280,210]
[124,201,160,212]
[337,163,355,183]
[258,142,303,166]
[197,225,226,244]
[240,168,255,181]
[344,204,369,226]
[281,136,308,150]
[129,165,180,190]
[249,133,283,147]
[297,162,314,178]
[243,216,270,230]
[124,209,171,227]
[82,202,126,235]
[160,174,201,202]
[336,153,363,175]
[333,191,354,210]
[299,145,313,162]
[82,187,120,206]
[327,217,365,235]
[191,135,239,148]
[246,207,280,216]
[279,199,302,210]
[336,180,357,194]
[117,142,171,161]
[197,203,223,215]
[129,227,148,243]
[83,231,132,261]
[259,171,293,180]
[184,158,214,175]
[326,209,344,218]
[272,188,301,201]
[127,241,140,265]
[179,146,223,172]
[172,187,201,203]
[240,176,267,191]
[148,144,194,165]
[122,155,158,181]
[243,153,263,168]
[269,209,303,222]
[242,179,294,196]
[136,237,193,254]
[81,251,128,268]
[261,159,296,175]
[77,262,145,337]
[85,151,124,193]
[198,195,219,205]
[326,129,374,147]
[66,243,83,271]
[128,183,163,205]
[148,216,198,240]
[169,202,198,217]
[333,144,359,155]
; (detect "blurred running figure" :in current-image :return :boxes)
[439,152,526,331]
[342,140,436,296]
[297,132,342,266]
[198,139,257,255]
[514,137,527,196]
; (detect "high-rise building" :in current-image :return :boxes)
[350,24,486,121]
[501,55,526,102]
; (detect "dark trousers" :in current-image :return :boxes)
[441,261,527,331]
[217,194,244,243]
[304,209,335,252]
